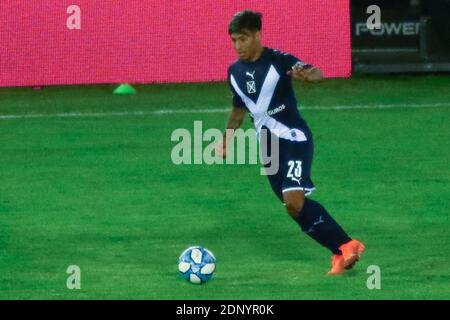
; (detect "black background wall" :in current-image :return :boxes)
[351,0,450,72]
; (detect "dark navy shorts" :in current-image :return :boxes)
[261,130,315,203]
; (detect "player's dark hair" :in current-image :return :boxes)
[228,10,262,35]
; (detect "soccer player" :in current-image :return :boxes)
[216,10,365,275]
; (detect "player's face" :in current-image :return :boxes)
[230,30,261,61]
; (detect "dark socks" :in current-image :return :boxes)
[294,198,351,255]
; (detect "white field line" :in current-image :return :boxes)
[0,102,448,120]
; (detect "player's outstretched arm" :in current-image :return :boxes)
[287,66,323,83]
[215,107,246,158]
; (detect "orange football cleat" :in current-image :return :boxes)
[327,254,345,275]
[339,239,365,270]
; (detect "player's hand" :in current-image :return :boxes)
[287,65,309,81]
[287,66,323,82]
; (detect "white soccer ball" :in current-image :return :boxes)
[178,246,216,284]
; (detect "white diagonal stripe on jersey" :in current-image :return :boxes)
[230,65,306,141]
[255,65,280,114]
[262,116,307,142]
[230,65,280,114]
[230,74,256,111]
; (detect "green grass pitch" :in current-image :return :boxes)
[0,74,449,299]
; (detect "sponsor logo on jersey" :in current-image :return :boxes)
[266,104,286,116]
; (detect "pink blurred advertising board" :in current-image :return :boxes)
[0,1,351,87]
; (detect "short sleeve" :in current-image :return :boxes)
[280,52,313,73]
[228,68,246,109]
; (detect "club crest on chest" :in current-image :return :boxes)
[245,70,256,94]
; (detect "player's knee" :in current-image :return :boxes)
[284,198,305,219]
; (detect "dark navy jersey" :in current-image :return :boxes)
[228,47,313,142]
